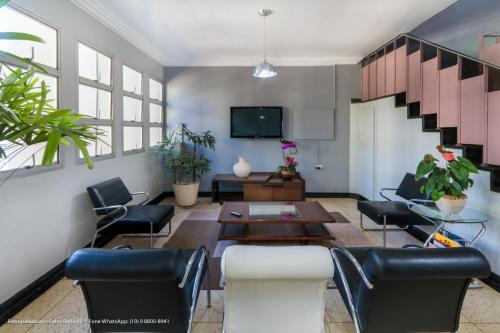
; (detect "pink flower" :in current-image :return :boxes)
[281,142,296,150]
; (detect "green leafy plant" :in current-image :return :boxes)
[0,0,98,174]
[415,145,478,201]
[154,125,215,185]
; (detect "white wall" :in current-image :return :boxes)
[350,97,500,274]
[0,0,165,304]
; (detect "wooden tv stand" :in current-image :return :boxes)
[211,172,305,203]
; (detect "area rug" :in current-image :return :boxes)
[164,211,376,290]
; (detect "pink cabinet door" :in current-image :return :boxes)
[376,56,386,98]
[395,46,407,93]
[407,51,422,103]
[486,91,500,165]
[439,65,460,127]
[369,61,377,100]
[385,51,396,95]
[362,65,370,101]
[422,58,439,115]
[460,75,485,145]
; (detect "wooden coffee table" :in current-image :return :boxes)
[217,201,335,242]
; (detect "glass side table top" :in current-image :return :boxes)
[408,200,489,224]
[248,202,303,220]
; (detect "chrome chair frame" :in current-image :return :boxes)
[181,246,211,333]
[90,191,172,248]
[72,245,210,333]
[359,188,409,247]
[330,247,373,333]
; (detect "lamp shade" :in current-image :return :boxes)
[253,60,277,78]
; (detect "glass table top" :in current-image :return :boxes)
[248,202,303,220]
[408,200,489,224]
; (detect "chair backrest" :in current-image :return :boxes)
[221,245,334,333]
[87,177,132,215]
[395,172,427,200]
[356,247,490,333]
[66,248,196,333]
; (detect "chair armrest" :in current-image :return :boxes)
[179,246,209,288]
[93,205,128,232]
[131,191,150,205]
[330,247,373,289]
[379,188,397,201]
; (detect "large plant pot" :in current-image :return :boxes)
[173,182,200,207]
[435,195,467,214]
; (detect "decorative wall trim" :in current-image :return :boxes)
[70,0,168,65]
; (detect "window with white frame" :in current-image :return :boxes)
[122,65,144,152]
[77,42,113,159]
[0,6,59,172]
[149,78,163,147]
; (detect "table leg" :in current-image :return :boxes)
[424,221,446,247]
[243,223,249,235]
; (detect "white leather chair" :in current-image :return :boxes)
[221,245,334,333]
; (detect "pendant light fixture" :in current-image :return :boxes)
[253,9,277,78]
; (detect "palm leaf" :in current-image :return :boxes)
[0,32,45,43]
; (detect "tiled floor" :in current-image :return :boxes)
[1,198,499,333]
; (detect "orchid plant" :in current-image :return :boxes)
[415,145,478,201]
[276,140,298,175]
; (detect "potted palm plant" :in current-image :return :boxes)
[1,0,97,185]
[415,145,478,214]
[154,125,215,206]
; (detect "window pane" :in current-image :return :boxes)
[0,142,57,171]
[123,96,142,122]
[97,53,111,85]
[123,126,143,151]
[150,127,163,147]
[78,43,97,81]
[78,84,111,119]
[123,65,142,94]
[149,103,162,123]
[78,43,111,85]
[80,126,112,158]
[149,78,162,101]
[0,7,57,68]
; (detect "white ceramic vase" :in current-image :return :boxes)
[172,182,200,206]
[435,195,467,214]
[233,156,252,178]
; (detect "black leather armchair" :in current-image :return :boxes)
[66,246,211,333]
[357,173,433,246]
[331,247,491,333]
[87,177,174,247]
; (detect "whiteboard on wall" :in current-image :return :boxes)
[291,109,335,140]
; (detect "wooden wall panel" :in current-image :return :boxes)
[376,56,386,98]
[460,75,485,145]
[422,58,439,115]
[369,60,377,99]
[486,91,500,165]
[362,65,369,101]
[395,46,407,93]
[385,51,396,95]
[407,50,422,103]
[439,65,460,127]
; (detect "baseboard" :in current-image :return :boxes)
[0,228,118,325]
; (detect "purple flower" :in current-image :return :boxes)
[281,142,297,150]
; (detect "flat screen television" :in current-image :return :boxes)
[230,106,283,138]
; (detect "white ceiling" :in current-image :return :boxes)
[71,0,456,67]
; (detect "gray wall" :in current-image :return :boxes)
[165,65,360,193]
[411,0,500,62]
[0,0,165,304]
